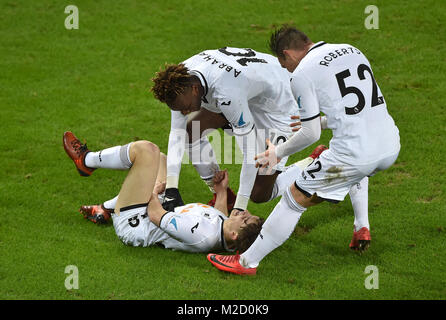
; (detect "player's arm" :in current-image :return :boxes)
[148,193,168,227]
[212,170,229,216]
[276,72,321,158]
[256,72,321,166]
[157,211,208,249]
[219,98,258,211]
[290,114,327,132]
[164,110,188,210]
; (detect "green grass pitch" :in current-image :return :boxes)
[0,0,445,300]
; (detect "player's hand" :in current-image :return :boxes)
[254,139,281,175]
[213,170,229,194]
[153,181,166,195]
[290,115,301,132]
[230,208,244,217]
[162,188,184,212]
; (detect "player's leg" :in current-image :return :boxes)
[348,151,398,251]
[186,109,237,210]
[63,131,133,177]
[348,177,371,251]
[156,152,167,185]
[250,145,328,203]
[207,149,361,274]
[237,184,321,270]
[207,184,321,274]
[79,152,167,224]
[186,109,227,185]
[114,140,159,213]
[110,141,162,247]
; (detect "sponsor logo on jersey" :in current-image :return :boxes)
[191,222,199,233]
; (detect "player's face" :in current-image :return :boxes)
[230,210,260,232]
[169,86,202,116]
[278,54,299,73]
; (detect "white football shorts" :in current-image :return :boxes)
[112,203,168,247]
[295,148,400,202]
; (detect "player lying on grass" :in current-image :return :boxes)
[207,26,400,274]
[63,131,264,253]
[151,47,299,214]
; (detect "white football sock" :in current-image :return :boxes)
[269,157,313,201]
[349,176,369,231]
[85,143,133,170]
[103,195,118,210]
[188,137,220,191]
[240,186,306,268]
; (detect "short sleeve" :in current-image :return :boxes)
[290,71,321,122]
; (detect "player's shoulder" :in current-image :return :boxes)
[300,42,366,71]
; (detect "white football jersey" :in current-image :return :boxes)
[157,203,231,253]
[292,42,400,164]
[181,47,298,133]
[166,48,299,203]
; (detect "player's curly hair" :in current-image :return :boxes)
[269,25,311,58]
[151,63,194,105]
[234,218,265,254]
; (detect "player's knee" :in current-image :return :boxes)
[132,140,160,157]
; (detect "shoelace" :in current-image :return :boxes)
[71,139,88,156]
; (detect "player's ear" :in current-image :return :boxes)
[191,83,200,96]
[282,49,290,59]
[231,231,238,241]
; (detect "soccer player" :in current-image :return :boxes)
[151,47,300,214]
[63,131,264,253]
[207,26,401,274]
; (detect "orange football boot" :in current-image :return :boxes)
[63,131,96,176]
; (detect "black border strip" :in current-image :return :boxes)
[294,182,340,204]
[119,202,148,213]
[193,70,209,103]
[301,114,320,122]
[307,41,326,54]
[159,211,171,228]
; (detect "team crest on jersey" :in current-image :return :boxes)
[234,112,248,128]
[297,96,303,109]
[169,218,178,230]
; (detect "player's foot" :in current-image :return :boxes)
[63,131,96,177]
[309,144,328,159]
[207,253,257,275]
[207,188,237,212]
[349,227,371,252]
[79,204,112,224]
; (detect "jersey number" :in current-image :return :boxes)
[307,160,322,179]
[218,47,267,66]
[335,64,384,115]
